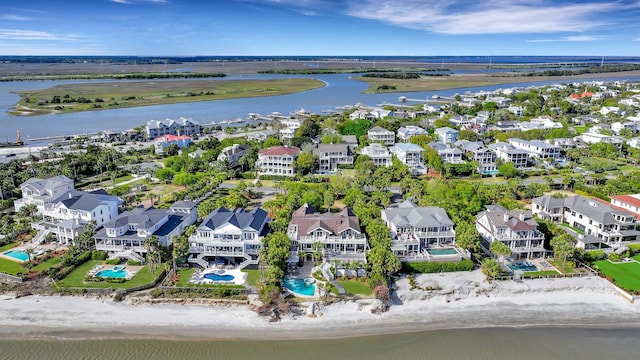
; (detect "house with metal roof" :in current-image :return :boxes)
[94,201,197,263]
[389,143,426,175]
[145,117,200,139]
[14,175,74,213]
[360,143,392,167]
[476,204,546,259]
[396,125,428,142]
[287,204,368,263]
[382,200,464,262]
[187,207,270,269]
[35,190,121,245]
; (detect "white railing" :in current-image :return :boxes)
[298,235,367,245]
[109,250,145,263]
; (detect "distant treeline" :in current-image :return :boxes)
[515,64,640,77]
[259,68,450,75]
[0,72,227,82]
[362,72,450,79]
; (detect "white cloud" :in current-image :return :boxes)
[527,35,603,42]
[344,0,636,35]
[0,29,81,41]
[0,14,32,21]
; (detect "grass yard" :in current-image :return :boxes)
[57,260,161,289]
[337,279,373,296]
[0,242,26,275]
[243,269,260,287]
[594,258,640,291]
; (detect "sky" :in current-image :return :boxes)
[1,0,639,56]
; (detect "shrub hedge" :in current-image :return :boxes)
[401,259,474,273]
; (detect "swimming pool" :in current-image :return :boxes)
[95,267,129,279]
[2,250,29,262]
[508,263,539,272]
[203,273,235,282]
[283,278,316,297]
[427,247,459,256]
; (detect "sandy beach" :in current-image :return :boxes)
[1,270,639,340]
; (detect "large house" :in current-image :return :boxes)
[145,117,200,139]
[476,204,546,259]
[154,134,192,155]
[94,201,197,263]
[382,200,458,262]
[532,195,640,249]
[610,194,640,217]
[360,143,392,167]
[389,143,426,175]
[397,125,428,142]
[428,142,464,164]
[434,127,459,144]
[313,143,354,173]
[187,207,270,269]
[256,146,300,177]
[507,138,561,160]
[287,204,368,263]
[34,190,121,245]
[488,142,529,168]
[367,126,395,146]
[454,140,497,175]
[217,144,249,168]
[14,175,75,213]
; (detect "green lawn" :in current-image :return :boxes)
[32,255,62,272]
[57,260,161,289]
[594,258,640,291]
[337,279,372,296]
[243,269,260,286]
[175,268,196,286]
[0,242,27,275]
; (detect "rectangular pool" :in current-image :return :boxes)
[427,248,459,256]
[508,263,539,272]
[2,249,29,262]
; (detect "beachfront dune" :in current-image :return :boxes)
[1,270,639,340]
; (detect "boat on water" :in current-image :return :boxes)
[0,130,24,148]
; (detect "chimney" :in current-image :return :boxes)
[519,211,526,221]
[503,213,509,222]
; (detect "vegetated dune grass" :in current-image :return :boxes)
[11,78,325,116]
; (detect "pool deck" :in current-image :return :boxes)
[190,268,247,285]
[88,264,143,280]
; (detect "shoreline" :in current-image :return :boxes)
[2,271,639,341]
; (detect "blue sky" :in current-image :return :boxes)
[1,0,639,56]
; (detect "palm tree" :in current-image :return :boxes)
[24,247,35,263]
[144,235,162,273]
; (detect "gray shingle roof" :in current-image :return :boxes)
[199,207,269,235]
[383,200,453,228]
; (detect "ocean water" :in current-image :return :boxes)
[3,327,639,360]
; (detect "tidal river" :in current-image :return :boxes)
[2,73,640,143]
[2,326,639,360]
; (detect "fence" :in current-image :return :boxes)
[53,269,167,295]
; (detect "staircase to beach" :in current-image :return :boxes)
[237,253,259,270]
[32,228,51,244]
[109,249,145,263]
[187,253,209,268]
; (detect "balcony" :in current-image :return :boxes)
[298,235,368,245]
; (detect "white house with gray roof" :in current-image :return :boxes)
[488,142,529,168]
[313,143,354,173]
[389,143,426,175]
[476,204,546,259]
[217,144,249,168]
[428,142,464,164]
[145,117,200,139]
[368,126,395,146]
[14,175,75,213]
[34,190,121,245]
[382,200,461,262]
[396,125,428,142]
[360,143,392,167]
[507,138,561,160]
[532,195,640,249]
[434,127,459,144]
[94,201,197,263]
[187,207,270,269]
[454,140,497,175]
